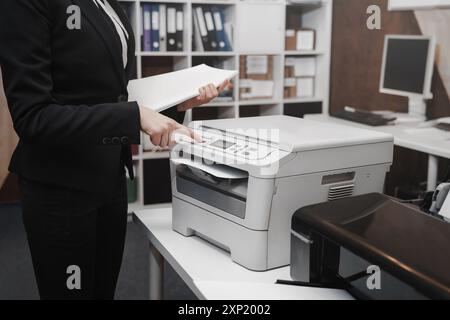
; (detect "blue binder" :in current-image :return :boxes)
[150,5,160,51]
[212,6,232,51]
[142,4,152,51]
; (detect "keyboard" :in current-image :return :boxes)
[436,123,450,132]
[331,109,396,127]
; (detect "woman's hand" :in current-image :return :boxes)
[177,80,232,111]
[139,107,199,148]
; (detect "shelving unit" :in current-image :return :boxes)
[119,0,333,211]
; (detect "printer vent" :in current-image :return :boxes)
[328,184,354,201]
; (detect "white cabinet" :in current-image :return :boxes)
[235,3,284,53]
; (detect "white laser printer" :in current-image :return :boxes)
[170,116,394,271]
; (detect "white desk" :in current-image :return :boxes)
[133,206,353,300]
[306,114,450,191]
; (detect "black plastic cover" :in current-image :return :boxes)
[292,193,450,299]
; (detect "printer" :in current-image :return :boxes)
[290,193,450,299]
[170,115,394,271]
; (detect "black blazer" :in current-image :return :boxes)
[0,0,142,193]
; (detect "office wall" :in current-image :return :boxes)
[330,0,450,119]
[330,0,450,195]
[0,70,19,203]
[415,9,450,101]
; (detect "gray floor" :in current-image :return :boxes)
[0,203,196,300]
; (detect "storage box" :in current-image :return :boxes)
[296,29,315,51]
[296,77,315,97]
[285,29,296,50]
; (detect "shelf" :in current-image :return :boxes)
[284,50,324,56]
[238,51,282,56]
[283,97,323,104]
[140,0,188,3]
[191,0,237,4]
[138,51,189,57]
[286,0,324,9]
[239,99,280,106]
[191,51,236,56]
[124,0,332,206]
[203,101,235,107]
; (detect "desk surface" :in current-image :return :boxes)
[133,206,353,300]
[306,114,450,159]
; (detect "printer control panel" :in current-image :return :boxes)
[179,131,276,160]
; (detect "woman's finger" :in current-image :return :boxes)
[218,80,230,92]
[208,83,218,98]
[198,87,206,101]
[160,131,169,148]
[205,85,215,100]
[172,125,202,143]
[151,133,162,148]
[188,128,202,142]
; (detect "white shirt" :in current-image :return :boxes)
[93,0,129,69]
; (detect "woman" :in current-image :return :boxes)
[0,0,229,299]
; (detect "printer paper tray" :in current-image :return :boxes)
[175,165,248,219]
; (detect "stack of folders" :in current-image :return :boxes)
[192,5,233,52]
[141,4,184,52]
[239,55,274,100]
[284,57,316,99]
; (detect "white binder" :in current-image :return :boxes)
[159,4,167,52]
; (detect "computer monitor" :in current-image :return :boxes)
[380,35,436,119]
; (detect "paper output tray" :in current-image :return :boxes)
[173,160,248,219]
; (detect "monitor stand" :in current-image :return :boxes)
[407,96,428,122]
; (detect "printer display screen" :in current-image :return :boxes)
[210,140,235,149]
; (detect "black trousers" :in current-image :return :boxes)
[19,173,128,300]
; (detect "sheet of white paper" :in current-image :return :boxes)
[440,193,450,221]
[127,64,238,112]
[171,158,248,179]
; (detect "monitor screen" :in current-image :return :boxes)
[382,37,431,95]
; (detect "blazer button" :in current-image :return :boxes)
[112,137,121,144]
[102,137,112,145]
[118,94,128,102]
[121,136,129,144]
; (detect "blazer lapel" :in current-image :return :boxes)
[72,0,126,88]
[108,0,136,79]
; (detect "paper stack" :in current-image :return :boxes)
[127,64,238,112]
